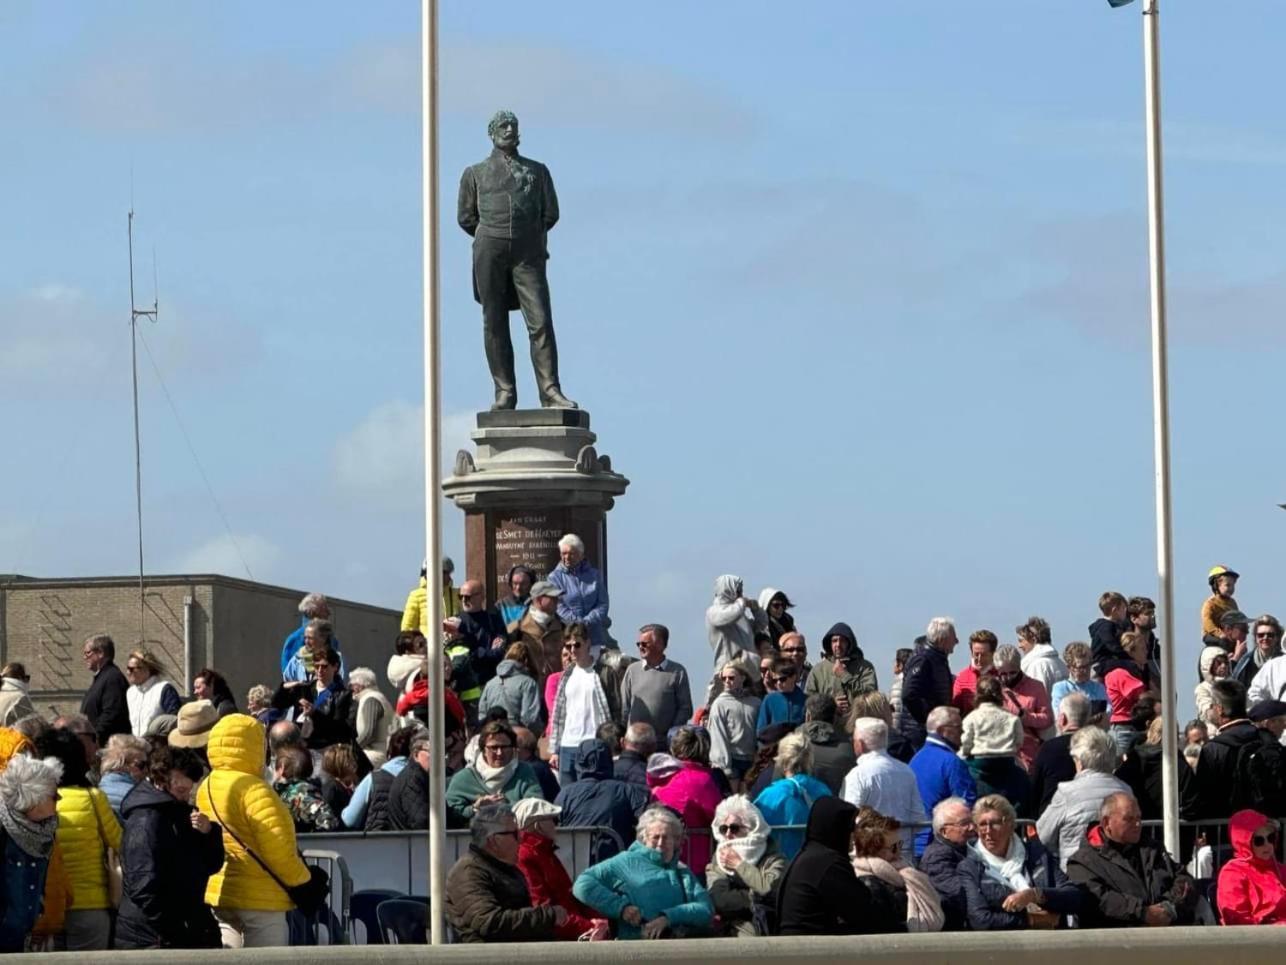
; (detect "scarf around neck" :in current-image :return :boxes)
[474,757,518,793]
[0,799,56,859]
[712,797,769,873]
[971,834,1032,892]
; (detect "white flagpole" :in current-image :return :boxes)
[1141,0,1180,860]
[421,0,448,943]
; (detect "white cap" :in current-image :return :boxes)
[512,797,562,829]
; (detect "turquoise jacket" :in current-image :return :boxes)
[572,841,713,939]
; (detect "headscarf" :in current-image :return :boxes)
[712,795,769,873]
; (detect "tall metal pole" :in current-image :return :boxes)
[1141,0,1180,860]
[127,211,151,646]
[421,0,448,945]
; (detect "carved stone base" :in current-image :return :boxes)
[443,409,628,605]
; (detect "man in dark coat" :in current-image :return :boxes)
[554,739,649,863]
[1030,691,1090,814]
[613,723,654,787]
[772,695,855,794]
[454,580,511,688]
[1195,679,1277,817]
[457,110,576,411]
[1066,792,1199,927]
[918,797,974,930]
[445,803,563,942]
[80,634,130,745]
[900,621,958,749]
[776,797,898,935]
[389,733,465,831]
[115,748,224,949]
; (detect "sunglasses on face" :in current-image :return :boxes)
[1254,831,1279,847]
[718,823,746,836]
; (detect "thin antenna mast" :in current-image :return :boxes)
[127,210,158,646]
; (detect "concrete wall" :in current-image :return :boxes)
[17,925,1283,963]
[0,574,401,713]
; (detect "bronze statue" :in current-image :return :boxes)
[458,111,577,411]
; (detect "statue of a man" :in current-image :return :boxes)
[457,111,577,411]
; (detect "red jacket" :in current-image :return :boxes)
[516,831,599,940]
[395,677,466,730]
[1217,809,1286,925]
[952,665,995,715]
[1000,675,1053,773]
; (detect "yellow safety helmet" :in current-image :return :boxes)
[1208,565,1239,587]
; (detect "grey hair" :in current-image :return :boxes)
[925,618,956,646]
[852,717,888,752]
[993,645,1022,670]
[1070,726,1118,774]
[101,734,149,775]
[973,793,1017,826]
[558,533,586,555]
[409,735,432,759]
[1059,691,1092,729]
[638,623,670,646]
[931,796,971,834]
[775,732,814,776]
[246,684,273,712]
[348,667,377,690]
[623,722,657,754]
[0,753,62,814]
[298,593,329,617]
[635,806,684,845]
[487,110,518,137]
[471,802,515,848]
[925,705,960,735]
[305,618,333,641]
[1099,791,1136,822]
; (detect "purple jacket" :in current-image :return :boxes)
[548,559,610,648]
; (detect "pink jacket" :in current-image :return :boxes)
[1001,675,1053,773]
[647,761,722,876]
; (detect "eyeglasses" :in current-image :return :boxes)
[1253,831,1279,847]
[776,669,798,679]
[717,823,746,836]
[483,744,514,753]
[1257,631,1281,639]
[125,665,142,673]
[562,642,583,651]
[82,649,99,657]
[976,819,1009,830]
[718,675,741,683]
[460,593,474,600]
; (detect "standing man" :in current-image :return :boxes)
[508,581,566,682]
[619,624,692,737]
[455,579,510,689]
[902,618,958,749]
[81,634,130,745]
[803,622,878,722]
[1233,614,1282,689]
[458,110,576,410]
[401,558,462,637]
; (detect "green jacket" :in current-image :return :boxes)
[445,762,542,825]
[804,653,879,702]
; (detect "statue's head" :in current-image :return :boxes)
[488,110,520,151]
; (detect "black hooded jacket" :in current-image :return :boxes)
[776,798,900,935]
[553,739,650,862]
[115,781,224,949]
[902,639,953,728]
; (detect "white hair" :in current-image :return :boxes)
[852,717,888,752]
[558,533,585,555]
[993,645,1022,670]
[348,667,377,690]
[925,617,956,645]
[931,796,970,834]
[298,592,329,617]
[636,806,684,844]
[926,705,960,735]
[1070,726,1119,774]
[0,753,62,814]
[1058,691,1092,729]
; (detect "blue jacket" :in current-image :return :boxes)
[908,737,977,853]
[958,838,1081,930]
[100,771,139,820]
[554,740,650,863]
[0,830,49,953]
[753,774,833,860]
[572,841,713,939]
[549,560,610,648]
[282,647,347,684]
[279,615,343,677]
[756,689,806,731]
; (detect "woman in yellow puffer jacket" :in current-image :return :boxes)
[41,727,122,951]
[196,713,311,948]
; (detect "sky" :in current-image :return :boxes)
[4,2,1285,720]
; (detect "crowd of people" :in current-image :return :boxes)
[3,550,1286,949]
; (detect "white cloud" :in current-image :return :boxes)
[333,401,474,495]
[171,532,281,581]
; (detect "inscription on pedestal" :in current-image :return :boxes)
[492,509,566,585]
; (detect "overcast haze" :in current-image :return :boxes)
[4,2,1285,718]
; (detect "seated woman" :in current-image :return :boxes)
[961,676,1030,816]
[851,807,943,933]
[513,798,608,941]
[1217,809,1286,925]
[572,806,714,940]
[705,795,786,937]
[957,794,1080,930]
[753,732,833,860]
[445,720,542,825]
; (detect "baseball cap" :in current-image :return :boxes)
[529,580,563,599]
[1219,609,1250,629]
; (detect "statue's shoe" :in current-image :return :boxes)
[541,390,578,410]
[490,393,517,411]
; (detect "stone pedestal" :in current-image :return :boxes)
[442,409,629,606]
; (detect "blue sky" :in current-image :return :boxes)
[4,2,1284,717]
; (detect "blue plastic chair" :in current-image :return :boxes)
[377,898,429,944]
[350,889,403,944]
